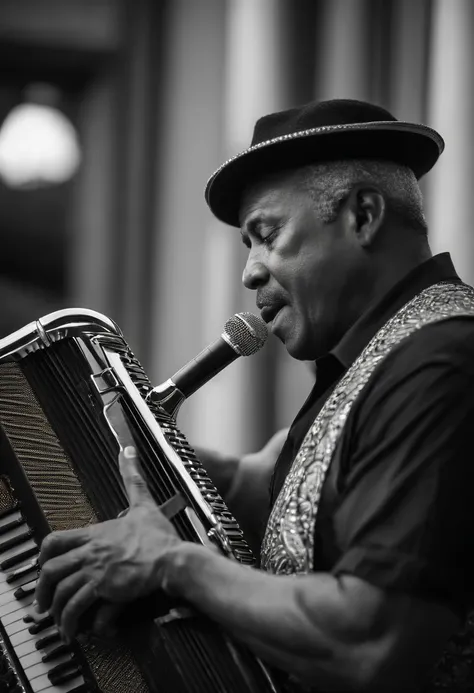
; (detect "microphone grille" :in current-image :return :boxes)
[223,312,268,356]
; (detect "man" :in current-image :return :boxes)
[35,99,474,691]
[194,428,290,558]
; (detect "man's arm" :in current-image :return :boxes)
[193,429,288,555]
[36,449,458,693]
[160,542,458,692]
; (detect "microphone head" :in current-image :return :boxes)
[223,312,268,356]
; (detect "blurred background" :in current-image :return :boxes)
[0,0,472,456]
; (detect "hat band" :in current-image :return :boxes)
[205,120,444,191]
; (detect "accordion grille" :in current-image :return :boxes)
[0,361,96,531]
[0,476,16,513]
[0,360,149,693]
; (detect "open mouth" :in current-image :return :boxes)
[260,305,284,324]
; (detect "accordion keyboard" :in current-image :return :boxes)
[0,506,87,693]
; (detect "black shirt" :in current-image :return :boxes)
[270,253,474,617]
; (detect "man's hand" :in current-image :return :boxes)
[35,446,181,643]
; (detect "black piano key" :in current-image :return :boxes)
[47,658,74,677]
[0,529,33,554]
[0,517,25,536]
[41,642,71,662]
[1,545,38,570]
[6,558,38,583]
[48,662,82,686]
[28,614,54,635]
[0,503,20,520]
[67,686,89,693]
[36,630,61,649]
[14,581,36,599]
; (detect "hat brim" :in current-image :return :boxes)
[205,121,444,227]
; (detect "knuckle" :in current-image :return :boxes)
[40,561,54,580]
[41,532,56,552]
[131,472,146,487]
[89,538,104,556]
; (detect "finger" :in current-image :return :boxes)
[36,545,89,612]
[60,582,99,644]
[49,571,87,626]
[92,602,124,638]
[119,446,154,507]
[39,527,93,567]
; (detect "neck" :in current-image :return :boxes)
[366,231,432,305]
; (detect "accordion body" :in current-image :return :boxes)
[0,309,279,693]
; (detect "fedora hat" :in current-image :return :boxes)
[205,98,444,228]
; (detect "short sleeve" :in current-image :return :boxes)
[330,319,474,615]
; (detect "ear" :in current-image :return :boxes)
[345,186,386,247]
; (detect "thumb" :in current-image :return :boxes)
[119,446,154,507]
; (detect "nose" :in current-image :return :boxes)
[242,251,269,290]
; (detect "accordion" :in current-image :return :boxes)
[0,309,279,693]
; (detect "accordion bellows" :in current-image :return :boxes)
[0,309,279,693]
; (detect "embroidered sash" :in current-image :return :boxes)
[261,281,474,574]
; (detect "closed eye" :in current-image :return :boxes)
[241,216,283,248]
[261,225,280,246]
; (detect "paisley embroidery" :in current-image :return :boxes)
[261,281,474,573]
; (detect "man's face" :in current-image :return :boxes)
[239,170,368,360]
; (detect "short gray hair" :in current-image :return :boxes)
[294,159,428,234]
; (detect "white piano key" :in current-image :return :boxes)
[5,615,31,635]
[10,625,35,647]
[20,640,71,668]
[0,594,34,617]
[0,575,38,605]
[27,652,73,680]
[19,634,67,669]
[14,633,42,658]
[19,647,47,669]
[32,673,85,693]
[0,538,38,568]
[28,624,58,646]
[2,596,35,625]
[0,581,37,608]
[0,588,18,607]
[0,510,22,528]
[0,573,36,596]
[0,558,39,588]
[0,534,32,564]
[0,520,28,543]
[13,577,37,596]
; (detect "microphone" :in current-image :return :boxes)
[146,312,267,418]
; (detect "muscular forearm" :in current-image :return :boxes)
[36,448,457,693]
[158,542,369,690]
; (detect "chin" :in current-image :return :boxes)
[284,338,321,361]
[282,329,331,361]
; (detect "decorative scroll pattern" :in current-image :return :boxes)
[261,281,474,573]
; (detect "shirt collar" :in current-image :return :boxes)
[328,252,461,371]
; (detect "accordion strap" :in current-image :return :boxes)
[159,491,188,519]
[118,491,187,520]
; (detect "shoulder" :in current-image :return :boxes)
[347,315,474,434]
[371,315,474,383]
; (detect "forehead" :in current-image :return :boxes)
[238,169,303,226]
